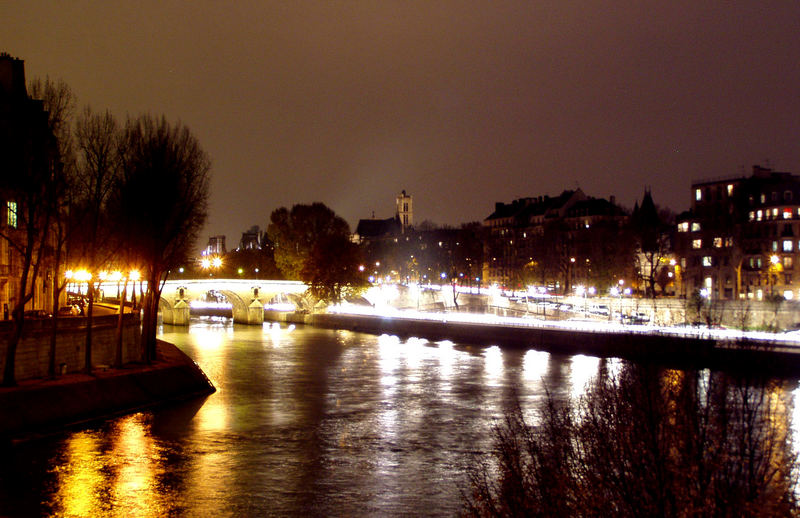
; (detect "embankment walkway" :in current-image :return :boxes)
[266,308,800,377]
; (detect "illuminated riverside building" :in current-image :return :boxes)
[482,189,628,292]
[676,165,800,300]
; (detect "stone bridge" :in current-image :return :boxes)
[160,279,307,325]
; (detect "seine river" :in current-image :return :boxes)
[2,317,799,516]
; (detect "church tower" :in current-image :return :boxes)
[396,190,413,233]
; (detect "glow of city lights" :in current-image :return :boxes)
[201,258,211,269]
[73,270,91,282]
[109,271,123,282]
[212,257,223,268]
[129,270,141,281]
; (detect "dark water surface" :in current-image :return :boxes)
[1,318,797,516]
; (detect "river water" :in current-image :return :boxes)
[1,317,798,516]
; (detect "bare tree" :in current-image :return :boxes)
[74,106,121,373]
[29,77,78,378]
[116,115,210,363]
[463,365,798,517]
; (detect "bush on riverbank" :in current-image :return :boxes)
[462,364,798,517]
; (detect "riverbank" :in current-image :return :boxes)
[266,309,800,376]
[0,340,215,441]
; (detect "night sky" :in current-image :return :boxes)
[4,2,800,246]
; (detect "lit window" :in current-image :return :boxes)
[757,210,763,221]
[727,184,734,196]
[691,222,701,231]
[773,241,779,252]
[783,240,793,252]
[678,222,689,232]
[773,208,779,218]
[713,237,723,248]
[724,237,733,247]
[785,257,793,269]
[784,208,793,219]
[695,188,702,201]
[761,194,766,203]
[6,201,16,228]
[692,239,702,249]
[702,256,712,266]
[749,211,755,221]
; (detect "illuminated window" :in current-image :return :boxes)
[713,237,723,248]
[691,222,701,231]
[784,208,793,219]
[761,194,766,203]
[6,201,16,228]
[757,210,763,221]
[692,239,702,249]
[702,256,712,267]
[695,188,702,201]
[678,222,689,232]
[785,257,793,269]
[783,240,793,252]
[773,208,779,218]
[724,237,733,247]
[727,184,734,196]
[749,211,755,221]
[773,241,779,251]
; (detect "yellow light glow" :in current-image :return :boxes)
[74,270,92,282]
[109,271,123,282]
[65,270,74,279]
[201,258,211,269]
[212,257,222,268]
[129,270,141,281]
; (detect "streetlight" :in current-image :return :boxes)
[610,287,621,322]
[575,285,586,314]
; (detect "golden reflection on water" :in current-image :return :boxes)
[50,414,172,517]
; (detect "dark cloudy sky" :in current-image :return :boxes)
[4,1,800,246]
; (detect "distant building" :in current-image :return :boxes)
[238,226,262,251]
[353,190,412,244]
[396,190,413,233]
[676,165,800,301]
[202,235,226,256]
[482,189,628,291]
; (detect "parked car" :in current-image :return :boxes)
[23,309,51,318]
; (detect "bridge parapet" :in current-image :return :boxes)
[160,279,307,325]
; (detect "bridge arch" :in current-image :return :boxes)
[159,279,307,325]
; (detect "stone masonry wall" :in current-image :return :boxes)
[0,314,141,381]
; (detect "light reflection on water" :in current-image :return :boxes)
[1,318,798,516]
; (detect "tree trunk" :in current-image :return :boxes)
[114,280,128,367]
[84,282,95,374]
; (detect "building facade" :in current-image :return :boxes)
[676,165,800,300]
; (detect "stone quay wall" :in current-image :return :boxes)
[0,314,141,381]
[266,310,800,376]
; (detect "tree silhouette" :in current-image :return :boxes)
[116,115,210,363]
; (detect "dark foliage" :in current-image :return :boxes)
[463,364,798,517]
